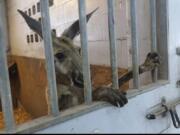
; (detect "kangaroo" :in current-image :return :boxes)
[17,8,160,110]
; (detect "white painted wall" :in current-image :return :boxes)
[37,0,180,133]
[7,0,45,59]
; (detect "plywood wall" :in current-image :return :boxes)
[11,56,49,118]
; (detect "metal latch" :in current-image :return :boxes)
[146,98,180,129]
[176,47,180,56]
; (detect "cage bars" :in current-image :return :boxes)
[150,0,158,82]
[78,0,93,104]
[107,0,119,89]
[130,0,140,89]
[0,0,162,132]
[0,0,16,131]
[40,0,59,116]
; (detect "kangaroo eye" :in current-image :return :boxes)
[55,53,66,62]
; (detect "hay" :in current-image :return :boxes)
[0,106,32,129]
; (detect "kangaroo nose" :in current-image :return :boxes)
[72,71,84,88]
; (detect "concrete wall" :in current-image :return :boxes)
[37,0,180,133]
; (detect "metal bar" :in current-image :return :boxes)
[0,0,16,131]
[150,0,158,82]
[78,0,92,104]
[40,0,59,116]
[130,0,140,89]
[156,0,169,80]
[107,0,119,89]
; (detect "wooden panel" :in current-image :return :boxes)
[91,65,129,91]
[11,56,49,118]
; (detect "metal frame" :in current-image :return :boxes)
[0,0,169,133]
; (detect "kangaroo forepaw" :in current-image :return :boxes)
[93,87,128,107]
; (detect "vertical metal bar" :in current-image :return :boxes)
[0,0,16,131]
[150,0,158,82]
[107,0,119,89]
[156,0,169,80]
[130,0,140,89]
[40,0,59,116]
[78,0,92,104]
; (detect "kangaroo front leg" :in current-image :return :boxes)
[118,52,161,87]
[93,87,128,107]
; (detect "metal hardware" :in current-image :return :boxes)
[169,106,180,128]
[176,80,180,88]
[146,98,180,128]
[146,97,167,120]
[176,47,180,56]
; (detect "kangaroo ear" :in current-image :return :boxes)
[17,9,43,38]
[62,7,99,40]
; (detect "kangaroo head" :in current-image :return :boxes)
[17,8,99,88]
